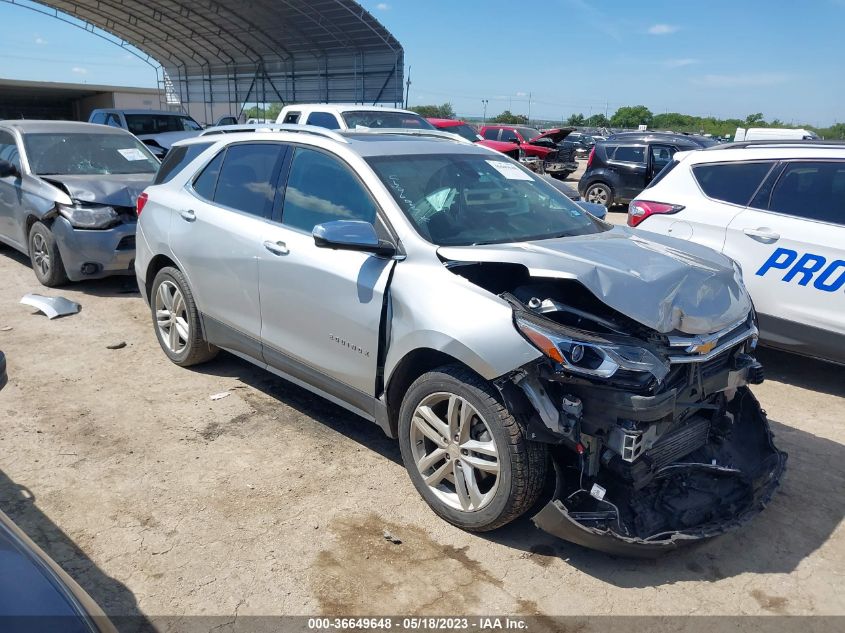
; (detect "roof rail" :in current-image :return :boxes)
[200,123,349,143]
[708,139,845,150]
[341,128,474,144]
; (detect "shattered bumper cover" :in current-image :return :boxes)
[532,389,786,557]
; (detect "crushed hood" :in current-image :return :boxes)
[530,127,575,144]
[438,227,752,335]
[42,174,154,208]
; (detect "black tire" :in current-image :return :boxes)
[585,182,613,207]
[398,364,548,532]
[150,266,218,367]
[28,221,68,287]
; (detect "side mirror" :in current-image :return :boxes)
[313,220,396,257]
[576,200,608,220]
[0,159,20,179]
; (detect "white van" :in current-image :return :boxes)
[734,127,820,141]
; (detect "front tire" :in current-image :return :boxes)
[150,267,218,366]
[585,182,613,207]
[28,221,68,287]
[398,365,547,532]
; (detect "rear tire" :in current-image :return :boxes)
[150,266,218,367]
[585,182,613,207]
[28,221,68,287]
[398,364,547,532]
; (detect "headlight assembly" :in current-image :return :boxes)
[514,313,669,382]
[58,204,119,229]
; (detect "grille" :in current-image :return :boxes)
[646,416,710,469]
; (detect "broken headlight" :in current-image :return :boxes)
[515,313,669,381]
[58,204,119,229]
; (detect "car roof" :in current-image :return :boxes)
[281,103,420,115]
[93,109,191,116]
[678,144,845,165]
[0,119,131,134]
[175,126,489,158]
[605,131,706,145]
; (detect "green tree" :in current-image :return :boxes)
[244,102,283,120]
[585,113,609,128]
[565,113,585,126]
[610,105,653,129]
[745,113,766,126]
[492,110,528,124]
[409,103,456,119]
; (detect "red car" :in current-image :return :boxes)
[427,118,536,167]
[478,125,577,179]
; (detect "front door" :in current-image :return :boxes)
[0,130,25,247]
[258,146,393,414]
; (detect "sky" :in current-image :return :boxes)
[0,0,842,126]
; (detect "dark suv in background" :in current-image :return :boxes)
[577,132,712,206]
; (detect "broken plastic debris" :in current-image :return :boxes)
[106,342,127,350]
[20,294,80,320]
[0,326,12,332]
[209,392,231,401]
[382,529,402,545]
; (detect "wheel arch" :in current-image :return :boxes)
[145,254,179,303]
[384,348,488,438]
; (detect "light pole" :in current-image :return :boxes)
[482,99,488,124]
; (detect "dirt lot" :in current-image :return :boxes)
[0,163,843,624]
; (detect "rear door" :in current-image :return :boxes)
[170,142,287,355]
[723,160,845,352]
[608,144,647,200]
[258,146,394,413]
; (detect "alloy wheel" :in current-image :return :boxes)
[587,185,609,205]
[31,233,50,277]
[155,280,189,354]
[409,392,500,512]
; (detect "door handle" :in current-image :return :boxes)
[179,209,196,222]
[263,240,289,256]
[742,227,780,243]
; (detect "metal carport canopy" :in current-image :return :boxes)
[23,0,405,109]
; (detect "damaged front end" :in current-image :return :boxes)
[452,263,786,556]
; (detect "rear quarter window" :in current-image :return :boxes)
[692,161,775,206]
[154,142,213,184]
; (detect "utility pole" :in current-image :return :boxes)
[605,100,608,119]
[482,99,489,124]
[404,66,411,110]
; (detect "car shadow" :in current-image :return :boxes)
[189,353,842,585]
[0,470,155,632]
[756,347,845,398]
[189,351,402,466]
[0,245,140,299]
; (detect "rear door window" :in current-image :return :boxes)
[90,112,107,125]
[692,161,775,206]
[766,161,845,225]
[282,112,301,124]
[280,147,377,232]
[305,112,341,130]
[610,145,645,164]
[212,143,286,217]
[154,142,213,185]
[482,128,499,141]
[500,129,518,143]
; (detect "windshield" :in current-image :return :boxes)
[125,114,202,135]
[342,111,435,130]
[441,123,483,142]
[367,153,605,246]
[24,133,159,175]
[517,127,541,141]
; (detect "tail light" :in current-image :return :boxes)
[628,200,684,227]
[586,147,595,167]
[136,192,149,216]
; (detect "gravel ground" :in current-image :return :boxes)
[0,163,842,625]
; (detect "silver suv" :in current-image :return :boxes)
[135,126,785,555]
